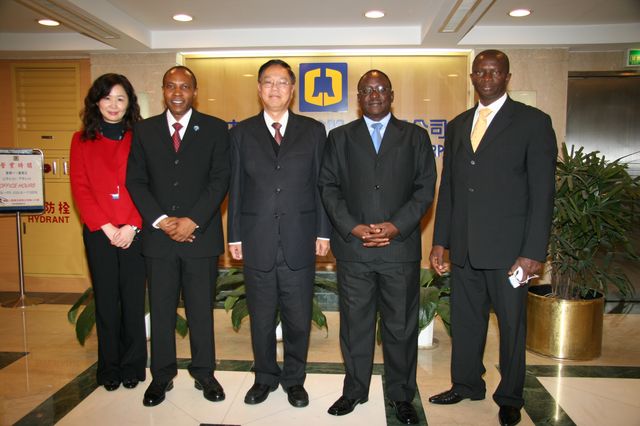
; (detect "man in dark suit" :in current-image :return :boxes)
[227,59,330,408]
[126,66,230,407]
[428,50,557,426]
[319,69,436,424]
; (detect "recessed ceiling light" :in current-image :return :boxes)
[38,19,60,26]
[365,10,385,19]
[173,14,193,22]
[509,9,531,18]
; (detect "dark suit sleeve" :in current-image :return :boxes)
[432,121,456,248]
[126,124,166,225]
[188,119,230,231]
[227,127,242,243]
[319,129,360,240]
[313,123,331,239]
[521,112,557,261]
[388,127,437,240]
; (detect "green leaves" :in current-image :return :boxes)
[550,144,640,299]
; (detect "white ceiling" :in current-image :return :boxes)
[0,0,638,58]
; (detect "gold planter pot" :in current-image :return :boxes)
[526,284,604,360]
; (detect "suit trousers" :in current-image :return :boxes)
[82,226,147,384]
[244,244,315,389]
[337,260,419,402]
[146,252,217,382]
[450,258,528,408]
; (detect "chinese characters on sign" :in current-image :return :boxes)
[0,150,45,212]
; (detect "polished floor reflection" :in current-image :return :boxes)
[0,300,638,425]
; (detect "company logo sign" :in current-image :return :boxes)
[299,63,348,112]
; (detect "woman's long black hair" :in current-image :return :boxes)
[80,73,142,141]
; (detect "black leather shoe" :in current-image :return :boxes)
[499,405,521,426]
[327,395,368,416]
[194,377,225,402]
[142,380,173,407]
[122,378,139,389]
[103,380,120,391]
[285,384,309,407]
[244,383,277,405]
[429,388,484,405]
[390,400,419,425]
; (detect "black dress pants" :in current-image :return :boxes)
[83,226,147,384]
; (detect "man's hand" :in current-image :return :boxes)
[316,239,330,256]
[158,217,177,236]
[166,217,197,242]
[509,257,543,284]
[429,245,449,275]
[351,224,388,247]
[229,243,243,260]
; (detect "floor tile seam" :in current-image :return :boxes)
[219,370,253,423]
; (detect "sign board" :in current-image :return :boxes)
[627,49,640,67]
[0,149,45,213]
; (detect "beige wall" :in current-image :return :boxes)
[568,50,629,72]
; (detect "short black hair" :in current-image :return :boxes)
[163,65,198,88]
[258,59,296,84]
[357,69,392,90]
[473,49,510,73]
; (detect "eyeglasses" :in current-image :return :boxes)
[260,79,292,89]
[358,85,391,96]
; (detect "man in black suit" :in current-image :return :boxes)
[227,59,330,408]
[126,66,230,407]
[319,69,436,424]
[428,50,557,426]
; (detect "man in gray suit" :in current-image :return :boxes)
[319,69,436,424]
[227,59,330,408]
[428,50,557,426]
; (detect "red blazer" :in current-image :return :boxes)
[70,130,142,232]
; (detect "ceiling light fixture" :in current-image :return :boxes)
[508,9,531,17]
[364,10,385,19]
[173,14,193,22]
[37,18,60,26]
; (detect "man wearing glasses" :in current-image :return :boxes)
[319,69,436,424]
[227,59,330,408]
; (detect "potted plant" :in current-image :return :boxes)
[68,288,187,345]
[527,144,639,359]
[217,268,338,335]
[376,268,451,348]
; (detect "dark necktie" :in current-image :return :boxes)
[172,122,182,152]
[272,122,283,145]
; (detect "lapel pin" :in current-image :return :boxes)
[193,125,199,132]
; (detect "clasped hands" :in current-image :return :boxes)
[352,222,399,248]
[159,217,197,243]
[101,223,136,249]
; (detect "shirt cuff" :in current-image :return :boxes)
[152,214,168,228]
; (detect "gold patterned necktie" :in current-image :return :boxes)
[471,108,492,152]
[172,122,182,152]
[272,122,283,145]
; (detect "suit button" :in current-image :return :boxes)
[275,188,281,193]
[276,165,281,170]
[470,160,476,165]
[174,159,179,165]
[173,181,179,187]
[469,188,475,193]
[171,205,177,211]
[274,213,279,219]
[374,185,381,190]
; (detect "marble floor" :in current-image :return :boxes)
[0,300,639,425]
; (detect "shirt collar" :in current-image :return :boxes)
[263,110,290,134]
[166,108,193,129]
[478,93,508,115]
[363,112,391,131]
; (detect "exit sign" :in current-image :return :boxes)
[627,49,640,67]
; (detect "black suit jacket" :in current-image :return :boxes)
[227,111,330,271]
[319,115,436,262]
[126,109,230,258]
[433,97,557,269]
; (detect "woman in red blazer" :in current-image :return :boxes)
[70,74,146,391]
